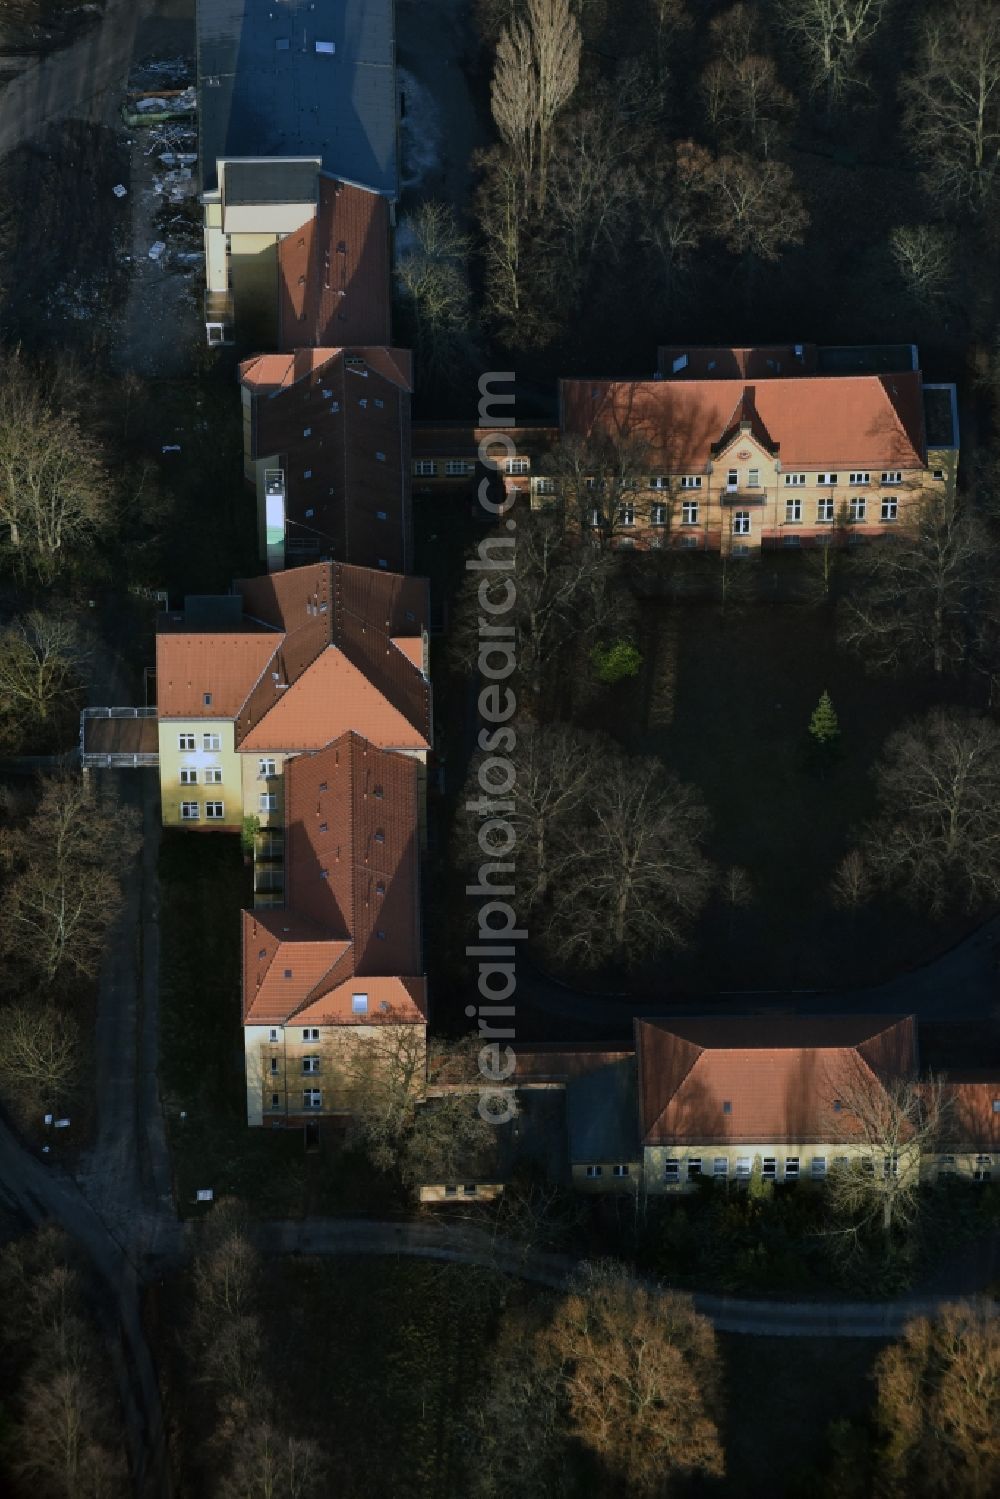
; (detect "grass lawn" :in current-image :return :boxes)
[616,593,971,993]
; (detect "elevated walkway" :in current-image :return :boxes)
[81,708,159,769]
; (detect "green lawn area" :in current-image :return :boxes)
[616,593,971,993]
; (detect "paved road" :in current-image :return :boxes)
[0,0,140,155]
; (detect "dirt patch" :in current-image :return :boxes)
[0,119,129,354]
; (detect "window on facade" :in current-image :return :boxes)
[302,1028,319,1041]
[783,535,801,547]
[180,802,199,821]
[352,993,368,1014]
[818,473,837,485]
[881,471,902,484]
[817,498,835,523]
[178,733,195,751]
[414,460,436,477]
[613,1164,630,1178]
[618,503,635,527]
[681,501,699,525]
[762,1157,776,1180]
[303,1089,322,1110]
[732,512,750,536]
[679,535,700,549]
[748,468,760,487]
[849,497,867,522]
[881,497,898,521]
[687,1158,702,1180]
[849,472,869,485]
[834,1156,850,1171]
[535,477,554,494]
[862,1157,875,1177]
[590,508,602,528]
[663,1159,680,1181]
[259,759,277,779]
[205,767,223,784]
[302,1057,320,1074]
[735,1157,751,1178]
[680,475,702,489]
[993,1099,1000,1113]
[259,793,277,812]
[180,767,197,785]
[586,1165,603,1178]
[883,1154,899,1178]
[651,475,669,489]
[268,1028,279,1042]
[811,1157,827,1179]
[270,1057,279,1075]
[933,469,945,481]
[713,1157,728,1177]
[785,498,802,522]
[651,504,667,525]
[505,457,529,475]
[974,1155,992,1182]
[203,733,221,752]
[727,468,738,488]
[784,1157,800,1180]
[784,473,806,486]
[270,1093,280,1109]
[445,460,469,476]
[205,801,224,820]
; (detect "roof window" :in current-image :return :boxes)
[352,993,368,1014]
[722,1101,732,1114]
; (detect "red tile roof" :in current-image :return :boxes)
[234,562,430,750]
[636,1015,918,1146]
[156,632,278,717]
[560,373,927,471]
[277,179,391,350]
[242,731,426,1027]
[240,347,413,574]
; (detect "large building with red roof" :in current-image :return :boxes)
[240,346,414,575]
[554,343,959,552]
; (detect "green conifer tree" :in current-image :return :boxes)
[808,690,840,746]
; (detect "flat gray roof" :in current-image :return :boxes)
[566,1059,638,1166]
[197,0,397,197]
[223,159,319,205]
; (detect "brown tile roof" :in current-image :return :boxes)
[155,632,278,718]
[635,1015,918,1146]
[240,347,413,574]
[512,1043,637,1084]
[234,563,430,751]
[277,179,391,350]
[940,1075,1000,1150]
[560,373,927,471]
[410,422,560,460]
[242,731,426,1027]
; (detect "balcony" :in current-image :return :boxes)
[719,491,766,508]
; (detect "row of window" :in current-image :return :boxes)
[413,459,479,477]
[584,1164,632,1178]
[269,1056,322,1074]
[268,1090,322,1110]
[939,1154,994,1181]
[180,766,223,785]
[181,801,225,821]
[664,1154,898,1182]
[605,496,900,530]
[421,462,943,487]
[179,733,221,752]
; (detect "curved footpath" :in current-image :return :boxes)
[248,1217,998,1340]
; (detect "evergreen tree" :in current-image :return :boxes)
[809,690,840,746]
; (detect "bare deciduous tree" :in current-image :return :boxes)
[860,711,1000,915]
[888,225,958,305]
[343,1022,428,1171]
[778,0,892,108]
[462,724,600,906]
[830,848,872,910]
[902,0,1000,212]
[0,353,110,581]
[837,503,991,676]
[218,1423,328,1499]
[708,153,809,262]
[0,1003,81,1122]
[396,202,473,384]
[826,1063,948,1244]
[0,773,141,988]
[702,7,796,152]
[528,0,582,205]
[539,1263,724,1496]
[873,1301,1000,1496]
[401,1094,498,1187]
[0,611,89,746]
[548,753,712,967]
